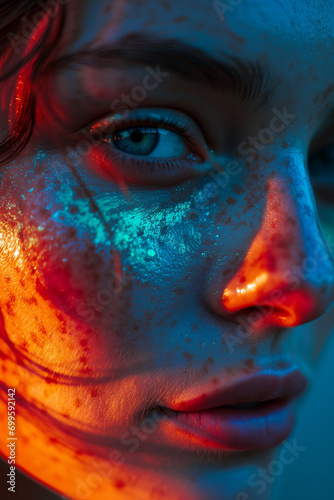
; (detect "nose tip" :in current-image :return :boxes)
[221,179,334,328]
[223,269,329,327]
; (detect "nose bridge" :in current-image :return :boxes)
[222,177,334,326]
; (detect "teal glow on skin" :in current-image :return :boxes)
[0,1,334,499]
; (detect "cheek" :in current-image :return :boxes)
[0,171,193,375]
[0,173,125,375]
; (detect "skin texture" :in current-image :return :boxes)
[0,0,334,499]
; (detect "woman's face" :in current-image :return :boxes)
[1,0,334,499]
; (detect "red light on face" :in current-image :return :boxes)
[222,179,320,328]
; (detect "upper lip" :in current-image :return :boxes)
[167,367,309,412]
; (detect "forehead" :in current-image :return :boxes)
[54,0,334,131]
[65,0,334,63]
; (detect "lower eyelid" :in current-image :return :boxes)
[82,142,209,187]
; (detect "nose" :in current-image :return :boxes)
[207,177,334,328]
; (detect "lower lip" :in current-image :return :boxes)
[160,398,295,451]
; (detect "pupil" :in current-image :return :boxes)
[130,130,143,143]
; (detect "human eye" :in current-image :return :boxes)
[79,108,210,186]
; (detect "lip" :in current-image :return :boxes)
[159,368,308,451]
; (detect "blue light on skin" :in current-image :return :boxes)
[0,1,334,499]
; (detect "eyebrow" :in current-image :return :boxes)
[49,33,275,112]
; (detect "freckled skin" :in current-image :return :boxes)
[0,1,334,499]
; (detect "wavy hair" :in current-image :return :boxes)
[0,0,67,164]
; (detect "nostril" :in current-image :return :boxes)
[223,286,324,329]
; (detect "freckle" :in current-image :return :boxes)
[240,275,246,283]
[183,351,193,362]
[79,339,88,348]
[162,0,171,10]
[66,227,77,239]
[243,358,254,369]
[31,333,38,344]
[114,480,125,489]
[185,337,191,343]
[233,185,245,195]
[6,301,14,316]
[227,196,236,205]
[102,2,112,14]
[90,388,99,398]
[79,356,87,364]
[323,101,331,112]
[38,324,46,336]
[69,205,79,214]
[263,154,275,164]
[39,208,50,218]
[173,16,187,23]
[321,83,333,103]
[74,398,82,408]
[200,360,210,375]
